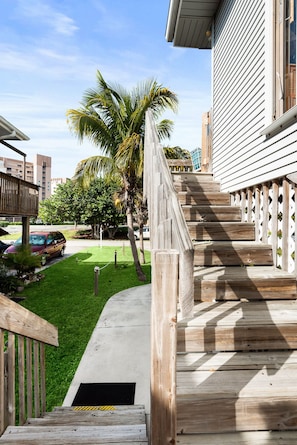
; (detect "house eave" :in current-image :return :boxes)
[166,0,221,49]
[0,116,30,141]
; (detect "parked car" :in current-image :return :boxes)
[4,231,66,266]
[0,240,11,253]
[134,226,150,240]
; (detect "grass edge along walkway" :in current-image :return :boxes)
[19,245,151,411]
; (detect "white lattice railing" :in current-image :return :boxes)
[231,174,297,273]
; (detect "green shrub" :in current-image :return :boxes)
[4,244,42,278]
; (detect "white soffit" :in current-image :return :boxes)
[0,116,30,141]
[166,0,221,49]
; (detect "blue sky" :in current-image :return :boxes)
[1,0,211,178]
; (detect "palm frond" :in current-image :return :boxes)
[156,119,174,141]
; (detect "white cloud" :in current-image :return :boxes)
[16,0,79,36]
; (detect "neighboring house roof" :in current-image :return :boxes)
[0,115,29,141]
[166,0,221,48]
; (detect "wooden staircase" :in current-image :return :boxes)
[0,405,148,444]
[173,172,297,444]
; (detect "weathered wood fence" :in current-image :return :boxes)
[0,172,39,217]
[144,110,194,444]
[0,293,58,435]
[231,174,297,273]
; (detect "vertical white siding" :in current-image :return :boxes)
[212,0,297,192]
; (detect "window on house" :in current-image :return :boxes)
[275,0,296,118]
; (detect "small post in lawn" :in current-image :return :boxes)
[114,250,117,268]
[94,266,100,296]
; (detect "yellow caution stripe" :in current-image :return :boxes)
[73,405,115,411]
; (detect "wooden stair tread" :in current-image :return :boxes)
[177,301,297,352]
[176,430,297,444]
[177,366,297,398]
[182,205,242,222]
[188,222,255,241]
[194,266,295,280]
[174,182,221,192]
[0,424,147,444]
[178,300,297,326]
[177,350,297,371]
[193,241,274,266]
[193,266,297,300]
[178,191,230,206]
[172,172,214,182]
[0,406,148,444]
[26,409,146,426]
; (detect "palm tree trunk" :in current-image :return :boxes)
[126,209,146,281]
[139,229,146,264]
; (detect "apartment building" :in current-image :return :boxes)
[0,153,52,200]
[51,177,69,195]
[33,154,52,201]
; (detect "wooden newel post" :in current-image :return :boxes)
[150,250,178,445]
[94,266,100,296]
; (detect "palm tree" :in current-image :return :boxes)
[67,70,178,281]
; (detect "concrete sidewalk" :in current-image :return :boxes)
[63,284,151,415]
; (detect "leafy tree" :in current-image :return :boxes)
[39,178,125,236]
[163,145,191,159]
[67,70,178,281]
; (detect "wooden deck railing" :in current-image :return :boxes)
[144,110,194,444]
[0,293,58,435]
[231,174,297,273]
[0,172,39,217]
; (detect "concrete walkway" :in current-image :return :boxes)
[63,284,151,416]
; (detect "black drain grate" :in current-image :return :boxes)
[72,383,136,406]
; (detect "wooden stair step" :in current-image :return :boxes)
[0,424,148,444]
[176,430,297,444]
[193,241,274,266]
[182,205,242,222]
[26,405,146,426]
[188,222,255,241]
[194,266,297,301]
[177,350,297,372]
[173,181,221,193]
[177,300,297,352]
[178,191,230,206]
[172,172,214,183]
[176,361,297,433]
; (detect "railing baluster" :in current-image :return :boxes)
[18,335,26,425]
[33,340,40,418]
[40,343,46,415]
[282,178,290,272]
[7,332,16,427]
[26,338,33,419]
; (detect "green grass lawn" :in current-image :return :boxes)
[19,245,151,411]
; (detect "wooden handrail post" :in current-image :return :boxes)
[151,250,178,445]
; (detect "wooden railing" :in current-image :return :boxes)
[0,293,58,435]
[144,110,194,444]
[0,172,39,217]
[167,159,193,172]
[231,174,297,273]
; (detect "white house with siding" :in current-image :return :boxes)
[166,0,297,272]
[166,0,297,192]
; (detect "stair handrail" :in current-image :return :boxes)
[144,110,194,444]
[144,109,194,317]
[0,293,58,435]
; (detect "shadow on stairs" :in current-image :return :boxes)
[173,172,297,444]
